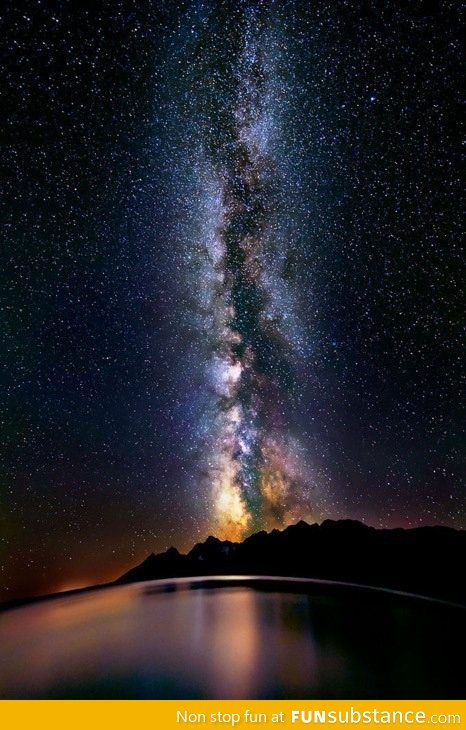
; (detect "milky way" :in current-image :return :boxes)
[1,0,464,598]
[180,5,313,539]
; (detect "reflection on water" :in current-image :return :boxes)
[0,577,464,698]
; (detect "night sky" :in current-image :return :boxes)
[1,0,464,599]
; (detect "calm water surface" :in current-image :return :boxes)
[0,577,464,698]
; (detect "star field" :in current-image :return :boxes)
[1,0,464,598]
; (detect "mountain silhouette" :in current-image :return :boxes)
[115,519,466,604]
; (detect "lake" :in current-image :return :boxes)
[0,576,464,698]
